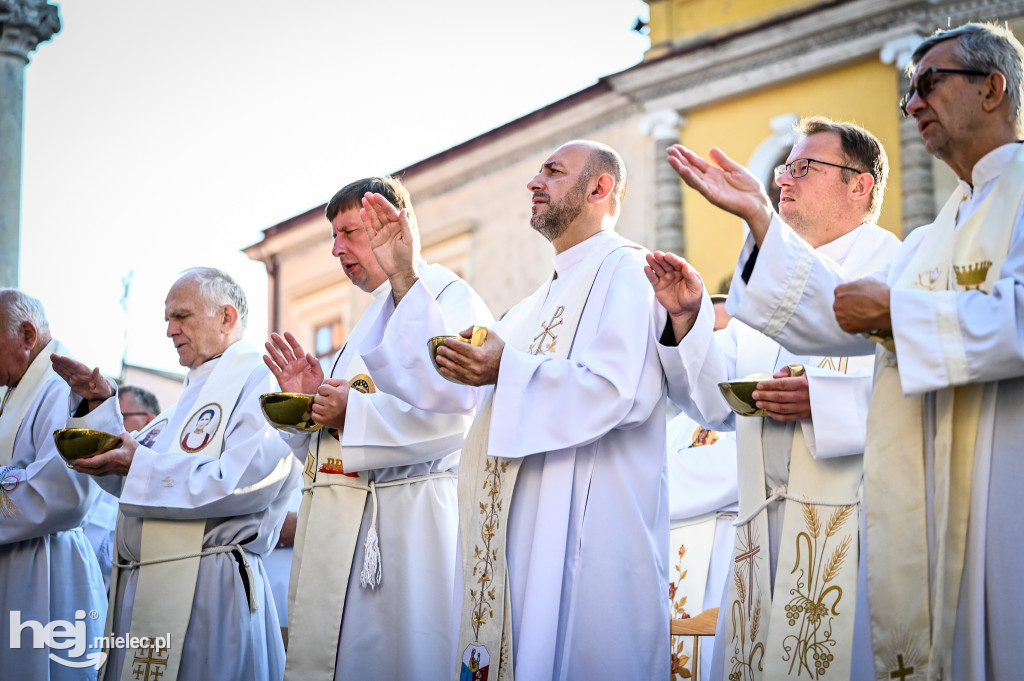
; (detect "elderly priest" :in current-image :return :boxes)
[53,267,299,681]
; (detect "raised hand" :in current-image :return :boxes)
[752,364,811,422]
[264,331,324,395]
[360,192,420,302]
[644,251,705,342]
[667,145,775,245]
[50,354,116,405]
[435,327,505,386]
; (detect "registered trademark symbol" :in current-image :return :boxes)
[89,610,99,620]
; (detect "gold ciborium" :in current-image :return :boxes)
[718,372,776,417]
[428,326,488,383]
[52,428,121,468]
[259,392,323,435]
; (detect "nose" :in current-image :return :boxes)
[528,173,544,193]
[166,320,177,338]
[332,234,346,258]
[775,168,794,189]
[905,89,926,116]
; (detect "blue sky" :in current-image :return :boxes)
[18,0,649,375]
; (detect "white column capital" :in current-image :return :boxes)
[880,34,926,72]
[640,109,685,141]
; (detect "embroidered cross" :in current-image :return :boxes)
[131,643,169,681]
[529,306,565,356]
[735,524,761,611]
[889,654,915,680]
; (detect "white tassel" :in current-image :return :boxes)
[360,481,382,589]
[360,525,382,588]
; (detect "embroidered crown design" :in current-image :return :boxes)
[953,260,992,289]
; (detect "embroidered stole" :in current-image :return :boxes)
[109,344,261,681]
[284,349,374,681]
[454,234,633,681]
[724,336,869,680]
[0,339,64,466]
[286,267,460,681]
[669,510,731,681]
[865,146,1024,681]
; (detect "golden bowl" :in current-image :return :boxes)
[52,428,121,467]
[428,326,488,383]
[259,392,323,435]
[718,372,774,417]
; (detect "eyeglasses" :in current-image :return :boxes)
[899,68,989,116]
[121,412,152,418]
[773,158,868,181]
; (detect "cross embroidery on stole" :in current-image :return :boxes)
[735,524,761,611]
[529,306,564,355]
[131,643,169,680]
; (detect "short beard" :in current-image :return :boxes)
[531,174,589,241]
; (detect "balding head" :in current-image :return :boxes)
[527,140,629,252]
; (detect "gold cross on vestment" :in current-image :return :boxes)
[735,524,761,611]
[131,644,169,681]
[529,306,565,356]
[890,654,915,680]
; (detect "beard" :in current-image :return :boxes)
[530,174,589,241]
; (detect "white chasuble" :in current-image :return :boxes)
[865,145,1024,681]
[286,266,462,681]
[455,234,636,681]
[109,344,262,681]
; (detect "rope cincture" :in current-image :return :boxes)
[733,484,861,527]
[303,471,457,589]
[114,542,259,612]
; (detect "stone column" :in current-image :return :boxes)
[0,0,60,287]
[881,34,934,237]
[640,109,685,255]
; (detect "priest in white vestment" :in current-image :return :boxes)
[54,268,300,681]
[659,23,1024,680]
[263,176,492,681]
[648,118,901,680]
[359,141,670,680]
[0,289,107,680]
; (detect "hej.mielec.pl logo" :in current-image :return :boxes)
[9,609,170,670]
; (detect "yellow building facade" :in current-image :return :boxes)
[246,0,1024,355]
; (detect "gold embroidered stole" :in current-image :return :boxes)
[723,332,780,681]
[112,344,262,681]
[726,338,870,680]
[454,234,633,681]
[669,511,725,681]
[0,339,63,467]
[866,146,1024,681]
[284,349,373,681]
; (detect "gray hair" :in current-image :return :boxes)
[0,288,49,337]
[178,267,248,331]
[120,385,161,416]
[910,22,1024,133]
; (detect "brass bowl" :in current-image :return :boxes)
[259,392,323,435]
[52,428,120,467]
[428,326,488,383]
[718,372,774,417]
